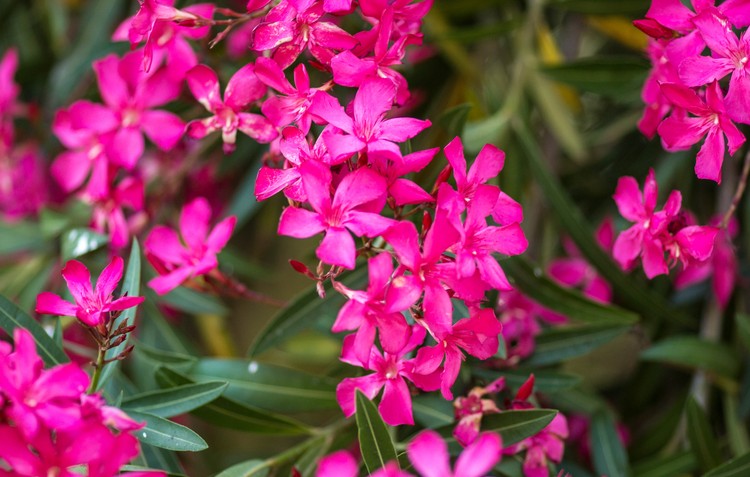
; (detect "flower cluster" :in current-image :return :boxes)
[636,0,750,182]
[0,328,163,477]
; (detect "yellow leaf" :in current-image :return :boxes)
[587,15,649,51]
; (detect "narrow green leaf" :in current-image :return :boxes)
[704,452,750,477]
[724,392,750,457]
[135,341,197,370]
[160,287,229,316]
[0,219,48,254]
[188,359,338,412]
[481,409,557,446]
[215,459,270,477]
[527,71,587,162]
[641,336,740,379]
[591,410,630,477]
[248,267,368,356]
[438,103,473,138]
[687,397,723,472]
[122,382,228,418]
[155,367,311,435]
[412,394,455,429]
[98,240,141,390]
[127,410,208,452]
[735,313,750,352]
[525,323,631,366]
[0,294,68,366]
[355,390,399,473]
[474,368,581,392]
[120,466,186,477]
[504,256,638,325]
[541,56,648,96]
[547,0,650,14]
[632,451,696,477]
[60,227,108,260]
[513,121,691,327]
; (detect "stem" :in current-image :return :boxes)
[88,345,106,394]
[721,149,750,228]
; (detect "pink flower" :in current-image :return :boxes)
[36,257,144,328]
[186,63,277,154]
[612,169,719,278]
[336,325,440,426]
[0,145,49,221]
[311,78,430,162]
[88,177,145,250]
[406,429,502,477]
[145,197,236,295]
[679,7,750,123]
[453,377,504,447]
[252,0,358,69]
[657,82,745,182]
[316,451,411,477]
[332,253,413,366]
[0,48,19,146]
[277,161,395,269]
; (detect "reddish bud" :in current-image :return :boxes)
[515,373,535,401]
[289,260,316,279]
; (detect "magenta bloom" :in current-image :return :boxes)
[311,78,431,162]
[612,169,719,278]
[278,162,395,269]
[453,378,504,447]
[679,7,750,123]
[89,177,145,250]
[657,82,745,182]
[336,325,440,426]
[406,430,502,477]
[145,197,236,295]
[36,257,144,327]
[252,0,358,69]
[186,63,277,154]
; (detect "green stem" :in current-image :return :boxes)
[721,148,750,228]
[88,345,106,394]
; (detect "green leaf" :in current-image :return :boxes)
[137,442,186,475]
[547,0,650,14]
[704,452,750,477]
[248,267,368,356]
[126,410,208,452]
[355,390,399,474]
[481,409,557,446]
[724,392,750,457]
[215,460,270,477]
[187,359,338,412]
[160,286,229,316]
[473,368,581,392]
[97,240,142,390]
[513,121,691,327]
[504,256,638,325]
[60,227,108,260]
[155,367,312,435]
[641,336,740,379]
[0,294,68,366]
[591,410,630,477]
[687,397,723,473]
[632,451,696,477]
[412,394,455,429]
[541,57,648,96]
[438,103,473,137]
[525,323,631,366]
[122,382,228,418]
[120,466,186,477]
[135,341,197,370]
[735,313,750,352]
[0,219,48,254]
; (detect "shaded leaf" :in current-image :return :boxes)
[155,367,312,435]
[215,460,270,477]
[60,227,108,260]
[122,382,228,418]
[356,390,399,474]
[632,451,696,477]
[188,359,338,412]
[547,0,650,14]
[525,323,631,366]
[504,256,638,325]
[474,368,581,392]
[127,410,208,452]
[641,336,740,379]
[161,286,229,316]
[591,410,630,477]
[704,452,750,477]
[541,56,648,96]
[0,293,68,366]
[687,397,723,473]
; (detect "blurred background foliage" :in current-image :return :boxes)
[3,0,750,476]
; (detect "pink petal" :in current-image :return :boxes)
[383,221,421,270]
[186,64,223,112]
[206,216,236,253]
[51,151,91,192]
[379,117,431,143]
[678,55,734,87]
[35,292,78,317]
[225,63,267,110]
[407,431,451,477]
[333,168,388,211]
[353,78,396,132]
[454,432,502,477]
[148,266,195,295]
[658,115,709,151]
[252,21,295,51]
[642,236,668,278]
[693,8,740,58]
[695,127,726,182]
[613,225,644,270]
[278,206,326,238]
[140,110,185,150]
[93,54,128,109]
[255,166,300,201]
[379,377,414,426]
[108,127,144,169]
[612,176,645,222]
[676,225,719,261]
[725,71,750,124]
[390,178,433,206]
[254,56,294,94]
[317,227,357,269]
[316,451,359,477]
[95,256,124,300]
[108,295,145,311]
[335,374,383,417]
[468,144,505,185]
[237,113,278,143]
[180,197,212,249]
[145,226,187,265]
[61,260,94,305]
